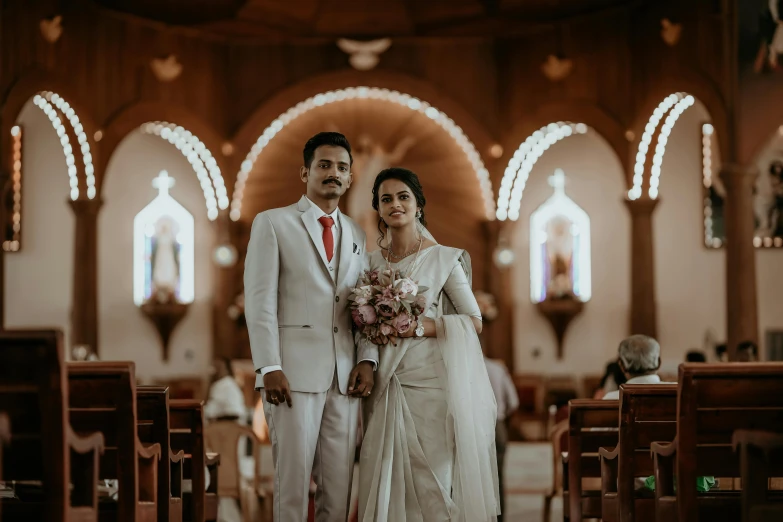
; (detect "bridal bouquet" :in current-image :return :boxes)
[349,269,428,345]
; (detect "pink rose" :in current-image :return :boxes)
[396,278,418,297]
[354,296,369,306]
[379,323,395,337]
[391,313,412,334]
[352,305,377,326]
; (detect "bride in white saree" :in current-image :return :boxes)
[355,167,500,522]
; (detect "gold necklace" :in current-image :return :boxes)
[388,237,422,259]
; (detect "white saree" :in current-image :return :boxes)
[357,244,500,522]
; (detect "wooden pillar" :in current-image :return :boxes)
[625,198,658,338]
[483,220,514,370]
[69,198,102,355]
[722,163,758,359]
[0,168,8,329]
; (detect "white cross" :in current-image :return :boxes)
[152,170,175,197]
[548,168,566,194]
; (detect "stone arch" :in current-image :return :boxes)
[99,101,228,219]
[496,102,628,221]
[230,70,499,221]
[1,70,100,200]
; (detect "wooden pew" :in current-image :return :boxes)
[0,329,104,522]
[732,430,783,522]
[543,418,568,522]
[170,400,220,522]
[567,399,619,520]
[599,384,678,522]
[205,420,269,522]
[68,361,162,522]
[651,363,783,522]
[137,385,186,522]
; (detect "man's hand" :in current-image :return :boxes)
[263,370,292,408]
[348,361,375,397]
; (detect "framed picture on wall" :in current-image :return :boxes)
[702,122,783,249]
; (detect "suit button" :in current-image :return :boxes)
[333,327,338,333]
[335,296,340,302]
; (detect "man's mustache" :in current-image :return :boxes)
[323,178,342,186]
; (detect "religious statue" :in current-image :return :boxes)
[346,134,415,248]
[529,169,591,304]
[150,216,181,303]
[133,170,195,306]
[545,215,575,299]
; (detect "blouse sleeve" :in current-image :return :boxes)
[442,262,482,319]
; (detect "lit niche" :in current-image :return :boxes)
[530,169,590,359]
[134,170,193,359]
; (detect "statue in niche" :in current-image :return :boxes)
[530,169,591,304]
[545,215,576,299]
[134,170,195,307]
[530,169,591,359]
[347,134,415,247]
[150,216,181,303]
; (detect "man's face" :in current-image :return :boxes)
[300,145,352,201]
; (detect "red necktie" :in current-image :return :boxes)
[318,216,335,262]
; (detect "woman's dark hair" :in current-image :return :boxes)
[371,167,427,246]
[303,132,353,169]
[599,360,627,390]
[685,350,707,363]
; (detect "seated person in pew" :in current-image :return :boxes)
[205,357,247,423]
[736,340,759,362]
[685,350,707,363]
[593,359,627,399]
[604,335,715,492]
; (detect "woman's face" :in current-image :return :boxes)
[377,178,419,230]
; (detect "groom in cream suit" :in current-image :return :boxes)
[244,132,378,521]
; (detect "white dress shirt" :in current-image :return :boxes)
[260,197,375,378]
[602,373,668,400]
[484,357,519,421]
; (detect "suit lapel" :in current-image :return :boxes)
[336,212,354,289]
[298,198,331,278]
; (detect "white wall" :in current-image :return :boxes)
[653,104,727,372]
[100,131,215,381]
[5,101,75,345]
[510,130,631,378]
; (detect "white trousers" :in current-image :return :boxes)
[264,373,359,522]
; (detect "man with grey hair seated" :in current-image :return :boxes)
[603,334,664,401]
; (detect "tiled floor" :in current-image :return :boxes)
[503,442,562,522]
[261,441,563,521]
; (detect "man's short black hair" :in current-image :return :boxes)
[303,132,353,169]
[737,340,758,355]
[686,350,707,363]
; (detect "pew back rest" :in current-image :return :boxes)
[0,330,69,508]
[136,386,172,456]
[619,383,677,478]
[677,363,783,480]
[169,400,207,490]
[569,399,620,476]
[568,399,619,519]
[68,361,140,512]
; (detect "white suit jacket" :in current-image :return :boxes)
[244,195,378,394]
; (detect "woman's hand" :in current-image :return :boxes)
[399,317,432,338]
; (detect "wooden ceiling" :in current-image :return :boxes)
[92,0,635,39]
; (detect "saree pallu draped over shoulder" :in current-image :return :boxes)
[357,246,500,522]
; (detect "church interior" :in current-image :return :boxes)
[2,0,783,521]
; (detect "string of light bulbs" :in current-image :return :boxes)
[496,122,588,221]
[141,122,228,221]
[230,87,495,221]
